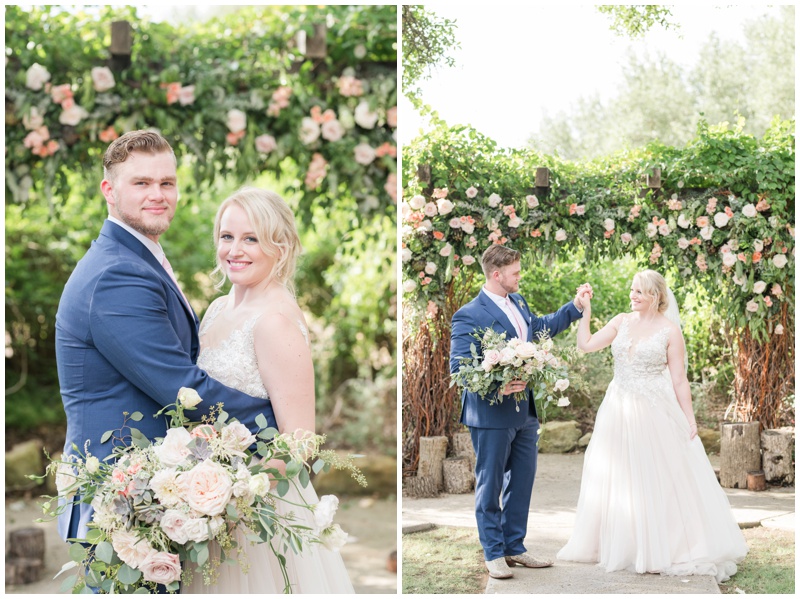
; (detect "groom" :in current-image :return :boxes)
[450,244,591,579]
[55,130,277,543]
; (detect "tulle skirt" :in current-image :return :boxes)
[182,482,354,594]
[556,374,748,583]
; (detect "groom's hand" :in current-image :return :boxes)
[502,379,527,395]
[573,283,594,311]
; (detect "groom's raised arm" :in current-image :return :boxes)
[88,262,276,433]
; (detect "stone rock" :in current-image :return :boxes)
[578,432,592,448]
[539,421,581,454]
[5,440,44,492]
[314,452,396,497]
[698,427,721,455]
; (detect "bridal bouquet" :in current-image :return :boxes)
[37,388,362,594]
[451,328,574,414]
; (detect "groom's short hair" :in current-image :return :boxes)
[481,245,521,278]
[103,130,176,181]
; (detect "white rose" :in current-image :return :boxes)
[775,324,784,335]
[556,396,571,407]
[526,194,539,208]
[221,421,256,454]
[25,63,51,90]
[409,195,425,210]
[112,530,154,569]
[320,523,349,551]
[554,379,570,392]
[22,107,44,131]
[91,66,116,92]
[178,459,233,516]
[603,218,615,232]
[354,101,378,129]
[249,472,272,498]
[555,229,567,242]
[159,510,191,544]
[55,460,78,497]
[753,281,767,294]
[746,300,759,313]
[424,262,437,275]
[722,252,737,267]
[183,517,212,543]
[314,495,340,531]
[321,119,345,142]
[354,143,376,165]
[423,202,438,217]
[449,217,462,229]
[699,225,714,240]
[714,212,730,227]
[772,254,788,268]
[499,347,517,365]
[85,456,100,474]
[514,342,536,359]
[177,387,202,408]
[226,109,247,133]
[677,214,691,229]
[401,248,412,262]
[299,117,321,144]
[461,255,476,266]
[508,215,524,228]
[462,222,475,234]
[439,243,452,257]
[488,193,502,208]
[149,467,182,507]
[59,104,88,126]
[232,479,256,505]
[658,224,671,236]
[403,280,418,294]
[741,204,757,217]
[733,274,744,286]
[646,223,658,238]
[437,199,454,215]
[155,427,192,468]
[753,239,764,252]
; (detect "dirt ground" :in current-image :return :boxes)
[5,494,397,594]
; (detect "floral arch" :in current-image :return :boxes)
[401,118,794,475]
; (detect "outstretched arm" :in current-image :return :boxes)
[666,325,697,440]
[575,291,622,352]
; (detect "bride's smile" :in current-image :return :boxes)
[217,204,276,288]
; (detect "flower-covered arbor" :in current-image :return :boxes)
[401,117,794,474]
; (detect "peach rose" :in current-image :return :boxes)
[179,459,233,516]
[112,530,154,569]
[386,105,397,127]
[696,216,709,228]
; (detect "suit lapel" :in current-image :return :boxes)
[478,291,516,336]
[509,293,534,341]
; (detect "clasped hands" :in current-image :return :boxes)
[573,282,594,311]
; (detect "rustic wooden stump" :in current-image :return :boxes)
[747,470,767,491]
[443,456,474,494]
[761,427,795,485]
[452,431,476,468]
[719,422,761,489]
[5,557,43,585]
[418,436,448,492]
[7,527,45,560]
[403,475,439,498]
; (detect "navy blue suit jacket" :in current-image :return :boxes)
[450,289,582,429]
[55,220,276,539]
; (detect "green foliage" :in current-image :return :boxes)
[403,118,794,346]
[401,5,459,101]
[5,5,397,220]
[597,5,679,38]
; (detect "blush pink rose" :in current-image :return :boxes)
[25,63,51,90]
[226,109,247,134]
[255,134,277,154]
[621,233,633,245]
[178,85,196,106]
[112,530,154,569]
[59,103,88,126]
[221,421,256,454]
[423,202,438,217]
[159,509,191,544]
[354,142,376,165]
[91,66,116,92]
[385,173,397,202]
[140,551,182,585]
[461,255,476,266]
[51,83,73,105]
[179,459,233,516]
[321,119,345,142]
[466,186,478,199]
[386,106,397,127]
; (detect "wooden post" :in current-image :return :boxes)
[761,427,795,485]
[109,21,132,72]
[535,167,550,198]
[747,470,767,491]
[7,528,45,560]
[5,558,43,585]
[719,422,762,488]
[646,167,662,189]
[417,164,431,184]
[442,456,474,493]
[452,431,475,470]
[417,435,448,491]
[402,475,439,498]
[297,23,327,58]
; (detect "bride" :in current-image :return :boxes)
[557,269,748,582]
[183,187,354,593]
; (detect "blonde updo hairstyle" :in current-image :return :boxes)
[632,269,669,313]
[212,187,302,294]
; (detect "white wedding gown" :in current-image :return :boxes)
[557,316,748,583]
[182,300,355,593]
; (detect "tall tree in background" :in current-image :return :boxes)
[530,6,794,160]
[401,5,459,103]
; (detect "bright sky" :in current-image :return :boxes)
[400,3,785,149]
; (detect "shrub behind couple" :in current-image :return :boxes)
[56,130,353,593]
[450,244,747,583]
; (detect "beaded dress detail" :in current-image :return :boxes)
[557,315,748,583]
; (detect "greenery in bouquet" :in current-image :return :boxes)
[36,388,365,594]
[451,328,576,418]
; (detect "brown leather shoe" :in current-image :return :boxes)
[505,552,554,568]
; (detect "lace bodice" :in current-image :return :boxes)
[610,316,671,386]
[197,299,309,399]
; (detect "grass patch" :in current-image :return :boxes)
[402,525,485,594]
[719,526,795,594]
